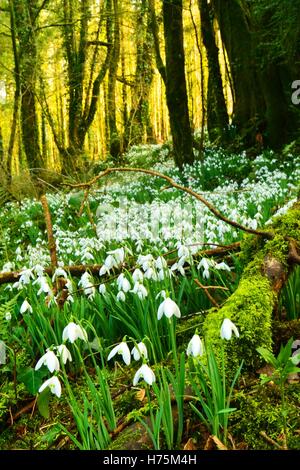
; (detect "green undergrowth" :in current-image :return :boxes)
[233,383,300,449]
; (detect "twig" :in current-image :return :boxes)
[259,431,285,450]
[194,278,220,308]
[63,167,274,239]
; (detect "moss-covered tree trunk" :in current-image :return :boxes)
[203,201,300,371]
[162,0,194,169]
[14,0,43,172]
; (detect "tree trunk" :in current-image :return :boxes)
[211,0,265,146]
[198,0,229,143]
[162,0,194,168]
[107,0,121,159]
[14,0,43,172]
[124,0,154,149]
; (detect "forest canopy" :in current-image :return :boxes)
[0,0,299,181]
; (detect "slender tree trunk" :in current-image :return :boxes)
[162,0,194,168]
[124,1,154,149]
[107,0,121,159]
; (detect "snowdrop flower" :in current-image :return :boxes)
[131,342,148,361]
[99,264,110,276]
[39,376,62,398]
[186,335,204,357]
[198,258,212,279]
[52,267,68,282]
[34,276,52,296]
[117,274,131,292]
[107,247,125,265]
[144,267,158,281]
[99,283,107,295]
[131,282,148,300]
[1,261,15,272]
[18,268,34,285]
[157,297,181,320]
[135,239,143,252]
[155,256,167,270]
[132,269,144,283]
[62,322,88,343]
[33,264,45,277]
[215,262,231,272]
[178,245,190,258]
[78,272,95,299]
[55,344,72,364]
[220,318,240,340]
[171,260,186,276]
[15,247,23,262]
[133,364,156,386]
[35,350,60,373]
[20,299,33,314]
[104,254,115,270]
[117,291,126,302]
[108,342,131,365]
[5,312,11,321]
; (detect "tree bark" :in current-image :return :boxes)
[107,0,121,159]
[13,0,43,172]
[198,0,229,143]
[123,0,154,149]
[162,0,194,168]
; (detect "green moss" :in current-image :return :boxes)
[271,204,300,240]
[202,201,300,372]
[203,263,274,371]
[108,422,151,450]
[233,384,300,449]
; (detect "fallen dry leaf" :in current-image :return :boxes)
[136,389,146,402]
[183,438,197,450]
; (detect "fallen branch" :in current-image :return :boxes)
[0,243,240,286]
[63,167,274,239]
